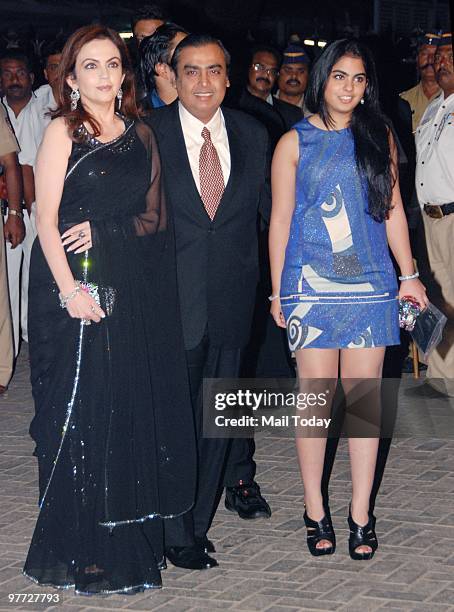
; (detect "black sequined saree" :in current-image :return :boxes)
[24,120,196,595]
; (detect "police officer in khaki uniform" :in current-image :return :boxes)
[0,104,24,393]
[401,32,441,132]
[415,32,454,395]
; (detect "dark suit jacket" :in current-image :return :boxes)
[235,88,302,149]
[273,96,303,129]
[146,101,270,350]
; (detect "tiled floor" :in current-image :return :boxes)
[1,348,453,611]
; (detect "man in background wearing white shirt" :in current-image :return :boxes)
[0,105,23,394]
[35,40,63,127]
[0,50,45,353]
[415,32,454,396]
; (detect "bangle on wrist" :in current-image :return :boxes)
[268,293,280,302]
[8,209,23,219]
[59,282,81,309]
[398,271,419,281]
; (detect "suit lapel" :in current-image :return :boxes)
[214,109,245,221]
[158,103,208,222]
[157,103,246,223]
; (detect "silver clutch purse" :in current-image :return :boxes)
[79,281,116,317]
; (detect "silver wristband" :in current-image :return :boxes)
[268,294,280,302]
[59,283,81,309]
[398,271,419,281]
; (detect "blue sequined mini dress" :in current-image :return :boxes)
[280,118,399,350]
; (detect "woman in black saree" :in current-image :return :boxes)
[23,25,196,595]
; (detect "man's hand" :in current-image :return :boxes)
[4,213,25,248]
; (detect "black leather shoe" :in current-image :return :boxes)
[195,536,216,553]
[348,505,378,561]
[303,506,336,557]
[225,480,272,519]
[165,546,218,570]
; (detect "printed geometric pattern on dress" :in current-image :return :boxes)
[199,127,225,220]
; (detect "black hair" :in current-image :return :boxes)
[249,44,282,67]
[0,49,33,73]
[131,4,170,31]
[305,38,394,222]
[42,39,65,65]
[140,22,188,90]
[171,33,231,76]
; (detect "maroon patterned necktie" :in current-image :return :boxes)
[199,127,225,220]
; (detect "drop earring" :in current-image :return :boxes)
[70,88,80,111]
[117,87,123,109]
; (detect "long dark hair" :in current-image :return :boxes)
[305,39,394,222]
[53,25,139,141]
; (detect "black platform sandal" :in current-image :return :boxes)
[348,506,378,561]
[303,507,336,556]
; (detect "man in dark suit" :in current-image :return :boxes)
[235,44,302,149]
[226,44,300,380]
[147,33,271,570]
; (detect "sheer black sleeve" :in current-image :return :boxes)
[133,121,167,236]
[90,122,167,245]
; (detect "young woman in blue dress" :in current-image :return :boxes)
[269,39,427,560]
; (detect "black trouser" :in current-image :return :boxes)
[165,335,243,546]
[241,228,295,379]
[223,438,256,487]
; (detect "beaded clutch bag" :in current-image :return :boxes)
[399,296,447,360]
[79,281,116,317]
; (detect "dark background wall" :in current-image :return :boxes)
[1,0,451,112]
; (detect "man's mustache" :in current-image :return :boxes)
[286,79,301,85]
[420,62,435,71]
[256,77,271,84]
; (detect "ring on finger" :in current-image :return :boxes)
[78,230,86,239]
[90,305,97,313]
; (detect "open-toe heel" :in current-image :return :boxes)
[303,507,336,556]
[348,506,378,561]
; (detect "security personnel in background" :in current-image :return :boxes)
[400,32,441,132]
[0,104,23,394]
[415,32,454,396]
[275,44,310,113]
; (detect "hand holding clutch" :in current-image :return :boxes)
[399,296,447,360]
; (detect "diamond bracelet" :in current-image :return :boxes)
[398,272,419,281]
[59,283,81,309]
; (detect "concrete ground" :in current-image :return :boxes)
[1,348,454,612]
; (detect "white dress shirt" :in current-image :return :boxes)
[34,83,57,128]
[415,92,454,206]
[1,94,46,169]
[178,102,231,194]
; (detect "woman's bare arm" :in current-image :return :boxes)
[269,129,299,327]
[35,119,104,321]
[385,131,428,307]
